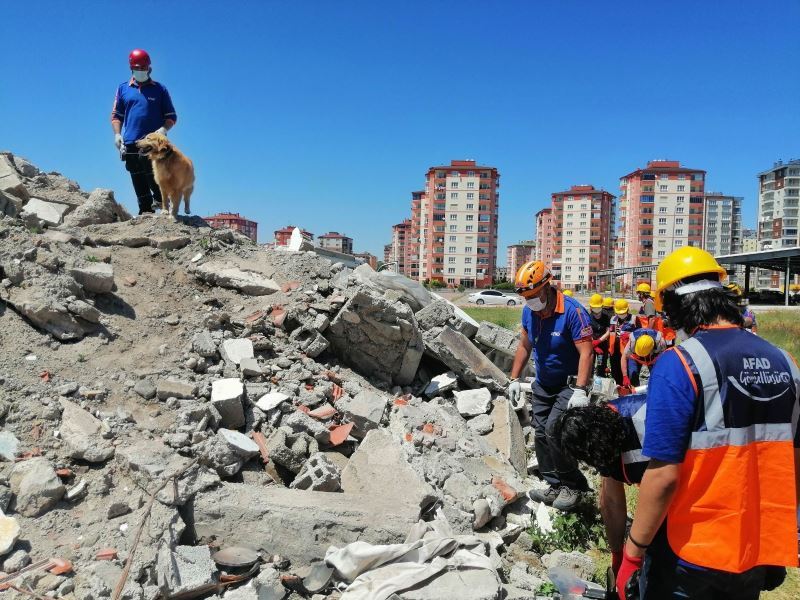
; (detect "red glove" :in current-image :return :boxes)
[616,547,643,600]
[622,375,631,387]
[611,550,623,576]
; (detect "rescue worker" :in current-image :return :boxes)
[588,293,611,377]
[506,261,595,511]
[111,49,178,215]
[615,246,800,599]
[726,283,759,334]
[602,296,616,322]
[620,330,666,388]
[608,299,642,385]
[553,398,790,593]
[636,283,657,326]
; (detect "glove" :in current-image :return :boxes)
[611,550,623,576]
[155,126,168,136]
[507,380,521,405]
[114,133,124,150]
[567,387,589,409]
[592,339,601,350]
[622,375,631,388]
[616,548,643,600]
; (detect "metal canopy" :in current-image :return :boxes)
[713,247,800,274]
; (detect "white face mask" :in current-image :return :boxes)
[591,308,603,316]
[526,297,546,312]
[132,70,150,83]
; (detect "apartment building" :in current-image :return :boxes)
[756,159,800,287]
[354,252,378,269]
[417,160,499,287]
[742,228,758,253]
[507,240,536,281]
[616,160,706,274]
[390,219,411,274]
[274,225,314,247]
[317,232,354,255]
[204,212,258,243]
[534,208,556,271]
[703,192,743,256]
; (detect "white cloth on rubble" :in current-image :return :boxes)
[325,517,499,600]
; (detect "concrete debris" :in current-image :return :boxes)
[240,356,263,376]
[9,457,66,517]
[0,430,20,461]
[327,288,423,385]
[256,391,290,412]
[454,387,492,417]
[157,378,198,400]
[290,326,330,358]
[423,371,458,398]
[193,261,281,295]
[157,544,217,596]
[221,338,254,365]
[62,188,131,227]
[336,389,388,439]
[289,452,342,491]
[21,197,71,226]
[485,397,527,476]
[542,550,596,582]
[467,413,494,435]
[189,483,420,564]
[134,378,158,400]
[424,326,509,391]
[192,330,219,358]
[475,320,519,356]
[0,154,29,200]
[59,399,115,462]
[402,568,502,600]
[69,262,115,293]
[211,378,246,428]
[0,514,21,556]
[415,299,479,339]
[341,429,436,510]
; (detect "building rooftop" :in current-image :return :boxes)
[621,160,705,179]
[757,158,800,177]
[318,231,352,239]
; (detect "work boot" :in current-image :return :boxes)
[528,485,559,505]
[552,486,582,512]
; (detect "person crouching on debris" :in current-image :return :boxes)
[111,48,178,215]
[614,247,799,599]
[619,330,666,389]
[506,261,594,512]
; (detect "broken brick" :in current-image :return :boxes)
[492,476,519,503]
[328,422,354,446]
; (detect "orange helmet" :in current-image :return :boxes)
[515,261,552,295]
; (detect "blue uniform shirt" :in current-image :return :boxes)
[111,78,177,144]
[521,291,593,387]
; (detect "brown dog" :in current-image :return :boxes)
[136,132,194,218]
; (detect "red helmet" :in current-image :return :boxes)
[128,49,151,70]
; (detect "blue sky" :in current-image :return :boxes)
[2,1,798,261]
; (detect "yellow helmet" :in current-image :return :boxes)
[634,334,655,357]
[515,261,552,295]
[636,282,651,294]
[589,293,603,309]
[614,298,629,315]
[563,289,574,297]
[603,297,614,308]
[725,282,742,297]
[654,247,727,311]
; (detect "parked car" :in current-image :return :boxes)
[467,290,521,306]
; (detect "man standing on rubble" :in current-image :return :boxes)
[614,247,800,599]
[507,261,595,512]
[110,49,178,215]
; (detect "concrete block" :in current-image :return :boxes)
[485,398,527,477]
[211,379,245,428]
[475,321,519,356]
[239,357,262,377]
[424,327,509,392]
[0,155,29,200]
[9,458,65,517]
[454,388,492,417]
[220,339,254,366]
[59,399,115,462]
[467,414,494,435]
[290,327,329,358]
[341,429,436,511]
[336,390,387,439]
[157,379,198,400]
[423,371,458,398]
[255,391,290,412]
[289,452,341,492]
[401,568,502,600]
[188,483,420,564]
[157,544,217,596]
[69,263,115,294]
[193,262,281,296]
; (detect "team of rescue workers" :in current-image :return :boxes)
[111,48,798,600]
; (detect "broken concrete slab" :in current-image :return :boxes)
[423,371,458,398]
[4,287,94,340]
[485,398,526,477]
[193,262,281,296]
[62,188,131,227]
[9,457,65,517]
[424,327,509,392]
[69,262,115,294]
[220,338,254,365]
[454,388,492,417]
[289,452,341,492]
[188,483,420,564]
[282,410,330,444]
[336,389,387,439]
[0,514,20,556]
[255,391,290,412]
[0,190,22,218]
[239,357,262,377]
[415,299,479,339]
[211,379,245,428]
[475,321,519,356]
[157,544,217,596]
[264,428,308,473]
[467,414,494,435]
[218,429,260,459]
[157,379,198,400]
[401,568,502,600]
[290,327,329,358]
[0,154,29,200]
[327,288,423,386]
[341,429,436,511]
[59,399,115,462]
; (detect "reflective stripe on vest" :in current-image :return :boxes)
[666,335,799,573]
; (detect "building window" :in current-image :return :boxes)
[448,257,455,263]
[675,228,684,235]
[466,215,474,221]
[658,250,666,257]
[466,225,474,232]
[658,228,667,235]
[447,278,455,284]
[465,258,472,264]
[467,193,474,199]
[466,203,474,209]
[676,218,684,224]
[677,185,685,192]
[467,182,475,188]
[660,174,668,180]
[465,246,473,252]
[676,206,684,213]
[658,218,667,224]
[659,207,667,213]
[659,185,668,192]
[450,182,458,188]
[448,246,456,252]
[449,214,457,220]
[450,192,458,199]
[675,240,683,247]
[449,225,457,231]
[448,268,455,274]
[449,235,457,241]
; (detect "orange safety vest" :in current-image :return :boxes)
[666,330,800,572]
[609,315,647,356]
[651,315,676,343]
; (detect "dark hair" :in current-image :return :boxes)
[661,274,744,332]
[552,405,627,471]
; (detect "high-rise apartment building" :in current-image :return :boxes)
[507,241,536,280]
[353,252,378,269]
[534,186,614,289]
[390,219,411,274]
[417,160,499,287]
[204,212,258,243]
[617,161,706,273]
[756,159,800,288]
[703,192,743,256]
[317,232,353,255]
[383,243,392,266]
[742,228,758,253]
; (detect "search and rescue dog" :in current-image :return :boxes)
[136,132,194,219]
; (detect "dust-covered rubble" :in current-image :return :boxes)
[0,152,596,599]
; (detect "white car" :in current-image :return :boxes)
[467,290,521,306]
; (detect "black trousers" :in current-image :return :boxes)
[124,144,162,214]
[531,381,589,491]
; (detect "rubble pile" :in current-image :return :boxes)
[0,152,595,599]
